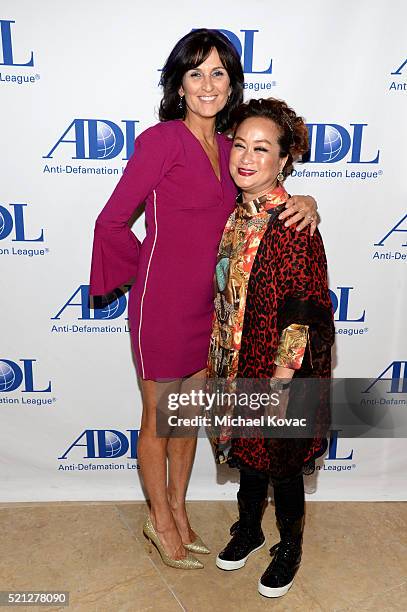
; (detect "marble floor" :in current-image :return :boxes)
[1,500,406,612]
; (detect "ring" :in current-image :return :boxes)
[307,215,315,221]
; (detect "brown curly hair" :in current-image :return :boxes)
[231,97,309,178]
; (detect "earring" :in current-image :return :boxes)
[178,95,184,110]
[277,171,284,182]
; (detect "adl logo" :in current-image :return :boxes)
[0,359,51,393]
[44,120,139,161]
[0,20,33,66]
[363,361,407,394]
[59,429,139,459]
[306,124,380,164]
[391,59,407,76]
[196,29,272,74]
[313,430,354,461]
[52,285,128,320]
[0,203,44,242]
[329,287,365,323]
[374,214,407,247]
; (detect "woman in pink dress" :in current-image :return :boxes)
[89,29,318,569]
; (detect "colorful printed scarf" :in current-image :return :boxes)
[208,185,289,381]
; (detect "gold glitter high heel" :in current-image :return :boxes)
[143,516,204,569]
[184,534,211,554]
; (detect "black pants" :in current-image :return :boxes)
[239,465,305,521]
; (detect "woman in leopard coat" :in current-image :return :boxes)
[207,97,334,598]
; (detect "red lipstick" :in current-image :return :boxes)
[238,168,256,176]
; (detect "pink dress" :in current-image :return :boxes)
[89,120,237,379]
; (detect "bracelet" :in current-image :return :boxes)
[270,378,292,393]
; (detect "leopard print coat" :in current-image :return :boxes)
[228,212,335,478]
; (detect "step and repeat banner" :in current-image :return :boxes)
[1,1,406,501]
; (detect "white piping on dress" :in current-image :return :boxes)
[138,189,158,379]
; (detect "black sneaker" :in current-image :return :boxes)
[216,520,265,571]
[258,541,302,597]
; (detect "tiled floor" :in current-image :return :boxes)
[1,501,406,611]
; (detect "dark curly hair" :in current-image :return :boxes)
[159,29,244,133]
[232,97,309,177]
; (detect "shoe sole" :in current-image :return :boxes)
[258,578,294,598]
[215,540,266,571]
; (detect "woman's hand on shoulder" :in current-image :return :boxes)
[279,195,319,236]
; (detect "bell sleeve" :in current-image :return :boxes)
[89,125,168,296]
